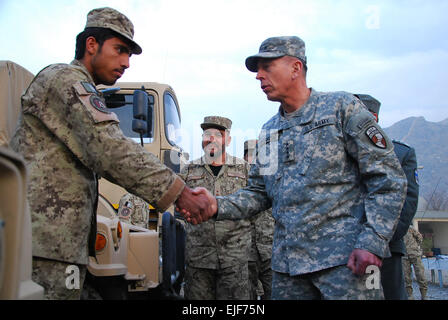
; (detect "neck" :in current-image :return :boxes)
[281,86,311,114]
[205,153,226,166]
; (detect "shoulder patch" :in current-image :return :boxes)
[345,108,375,137]
[73,81,119,124]
[90,95,110,114]
[365,126,387,149]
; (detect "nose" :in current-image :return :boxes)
[256,69,264,81]
[121,54,130,70]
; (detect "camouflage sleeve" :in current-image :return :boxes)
[391,146,419,242]
[216,161,272,221]
[414,229,423,245]
[44,68,184,212]
[343,98,407,258]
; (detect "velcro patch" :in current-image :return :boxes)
[73,81,119,124]
[227,172,246,179]
[365,126,387,149]
[303,117,336,134]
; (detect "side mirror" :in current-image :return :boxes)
[132,89,148,146]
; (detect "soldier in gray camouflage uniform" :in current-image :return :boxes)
[9,7,212,300]
[183,36,407,300]
[244,139,274,300]
[356,94,420,300]
[180,116,251,300]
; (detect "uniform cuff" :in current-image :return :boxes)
[156,176,185,212]
[355,229,391,259]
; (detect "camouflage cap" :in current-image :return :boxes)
[85,7,142,55]
[354,94,381,114]
[200,116,232,131]
[245,36,307,72]
[244,139,258,152]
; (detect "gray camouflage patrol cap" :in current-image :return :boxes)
[354,94,381,114]
[85,7,142,55]
[244,139,258,152]
[201,116,232,131]
[245,36,307,72]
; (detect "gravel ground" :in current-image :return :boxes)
[408,269,448,300]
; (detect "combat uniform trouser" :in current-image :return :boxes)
[249,259,272,300]
[272,265,384,300]
[184,263,250,300]
[32,257,87,300]
[402,256,428,300]
[380,253,408,300]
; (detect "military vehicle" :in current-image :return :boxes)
[0,60,186,299]
[88,82,188,299]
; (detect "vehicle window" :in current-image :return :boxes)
[164,92,182,146]
[105,93,154,142]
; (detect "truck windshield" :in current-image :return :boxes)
[105,93,154,143]
[164,92,182,147]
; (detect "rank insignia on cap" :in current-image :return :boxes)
[90,95,110,114]
[365,126,387,149]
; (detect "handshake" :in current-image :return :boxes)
[175,186,217,224]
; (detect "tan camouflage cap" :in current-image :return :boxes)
[245,36,307,72]
[244,139,258,152]
[354,94,381,114]
[200,116,232,131]
[85,7,142,55]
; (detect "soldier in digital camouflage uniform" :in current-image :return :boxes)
[180,116,251,300]
[244,139,274,300]
[117,193,151,229]
[356,94,420,300]
[9,7,211,300]
[186,36,408,300]
[403,226,428,300]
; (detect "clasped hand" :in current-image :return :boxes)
[175,186,217,224]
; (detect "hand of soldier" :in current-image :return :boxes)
[347,248,382,276]
[175,186,217,225]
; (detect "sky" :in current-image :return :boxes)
[1,0,447,159]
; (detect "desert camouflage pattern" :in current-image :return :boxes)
[180,154,251,299]
[272,265,383,300]
[184,264,249,300]
[180,154,251,269]
[118,193,151,229]
[403,227,424,258]
[403,227,427,299]
[10,59,184,265]
[248,210,274,262]
[217,89,407,276]
[245,36,307,72]
[32,258,87,300]
[200,115,232,130]
[248,209,274,299]
[85,7,142,54]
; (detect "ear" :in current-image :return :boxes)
[291,59,302,80]
[85,36,99,56]
[225,133,232,147]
